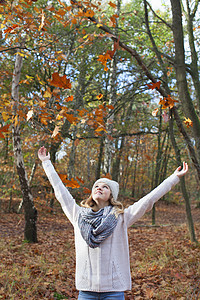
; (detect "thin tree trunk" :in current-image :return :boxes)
[131,138,139,198]
[185,0,200,112]
[17,162,37,214]
[96,137,104,180]
[103,0,121,176]
[169,111,197,243]
[12,49,37,243]
[170,0,200,159]
[152,108,163,225]
[112,136,125,182]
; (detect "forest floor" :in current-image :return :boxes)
[0,197,200,300]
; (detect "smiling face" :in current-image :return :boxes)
[92,182,111,209]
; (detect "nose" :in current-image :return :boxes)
[96,186,102,190]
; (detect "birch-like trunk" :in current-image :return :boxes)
[103,0,121,176]
[12,50,38,242]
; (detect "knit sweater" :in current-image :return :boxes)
[42,160,180,292]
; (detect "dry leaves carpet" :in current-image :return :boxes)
[0,199,200,300]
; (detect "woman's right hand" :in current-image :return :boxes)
[38,146,50,162]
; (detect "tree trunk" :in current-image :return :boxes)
[95,137,104,180]
[12,49,37,243]
[111,136,125,182]
[103,0,121,176]
[152,108,163,225]
[17,162,37,214]
[103,56,117,175]
[67,128,77,180]
[185,0,200,113]
[170,0,200,160]
[169,111,197,243]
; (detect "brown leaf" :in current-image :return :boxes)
[49,72,71,89]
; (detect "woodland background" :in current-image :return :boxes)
[0,0,200,298]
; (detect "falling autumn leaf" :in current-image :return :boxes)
[97,36,120,70]
[97,53,112,67]
[184,117,193,128]
[159,95,178,109]
[96,93,103,100]
[147,81,161,90]
[108,1,117,8]
[58,175,80,188]
[49,72,71,89]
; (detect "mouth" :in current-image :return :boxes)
[95,191,102,195]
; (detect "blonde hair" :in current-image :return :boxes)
[80,194,124,215]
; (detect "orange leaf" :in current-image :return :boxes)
[147,81,161,90]
[58,175,80,188]
[65,95,73,102]
[107,104,114,109]
[49,72,71,89]
[0,124,10,139]
[0,123,10,132]
[4,24,18,34]
[84,9,95,18]
[58,174,68,182]
[108,1,117,8]
[96,93,103,100]
[65,113,78,124]
[159,95,178,109]
[184,117,193,128]
[40,117,48,125]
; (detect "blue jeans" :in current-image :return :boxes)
[78,291,125,300]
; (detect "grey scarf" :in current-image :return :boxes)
[78,206,118,248]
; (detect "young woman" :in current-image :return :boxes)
[38,146,188,300]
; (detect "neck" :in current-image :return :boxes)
[92,201,110,212]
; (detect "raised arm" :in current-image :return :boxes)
[38,146,80,224]
[124,162,188,228]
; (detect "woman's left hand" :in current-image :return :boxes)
[174,162,188,178]
[38,146,50,162]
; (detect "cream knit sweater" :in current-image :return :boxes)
[42,160,180,292]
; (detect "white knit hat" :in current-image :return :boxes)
[92,178,119,201]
